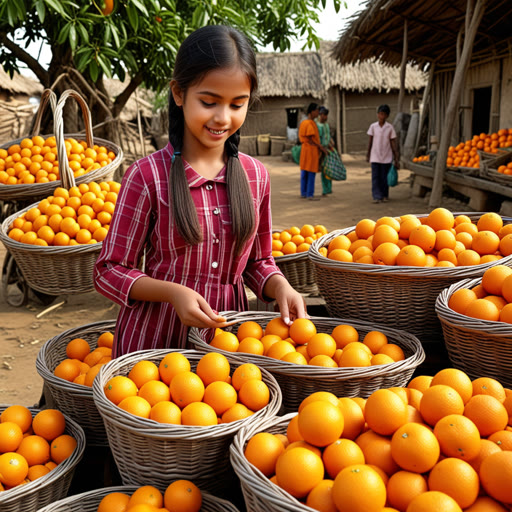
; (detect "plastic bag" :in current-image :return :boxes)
[387,164,398,187]
[291,144,301,165]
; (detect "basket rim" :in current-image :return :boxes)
[309,212,512,278]
[0,405,86,505]
[92,348,282,440]
[188,311,425,380]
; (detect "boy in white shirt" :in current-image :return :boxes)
[366,104,400,203]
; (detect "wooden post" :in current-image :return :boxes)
[397,19,408,116]
[336,89,342,153]
[429,0,486,208]
[341,89,346,153]
[415,62,435,154]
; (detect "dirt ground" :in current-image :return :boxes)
[0,154,469,406]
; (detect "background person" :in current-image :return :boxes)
[316,106,334,196]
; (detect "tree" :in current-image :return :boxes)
[0,0,341,137]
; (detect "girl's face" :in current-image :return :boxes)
[172,66,251,157]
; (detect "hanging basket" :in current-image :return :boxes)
[308,212,512,341]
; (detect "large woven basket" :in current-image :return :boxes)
[274,252,318,296]
[436,277,512,387]
[188,311,425,412]
[0,89,123,201]
[35,319,116,446]
[92,349,282,495]
[479,150,512,186]
[308,213,512,341]
[0,405,86,512]
[230,412,311,512]
[35,484,240,512]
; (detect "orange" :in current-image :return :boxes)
[286,414,304,443]
[355,218,376,239]
[472,231,500,255]
[448,288,478,315]
[309,354,338,367]
[0,452,29,487]
[231,363,262,391]
[84,364,104,387]
[365,389,408,435]
[328,234,351,252]
[372,242,400,265]
[221,403,253,423]
[298,391,340,412]
[499,234,512,256]
[399,217,422,239]
[16,435,50,466]
[360,436,399,476]
[97,331,114,349]
[264,317,290,339]
[305,479,337,512]
[407,375,433,394]
[464,394,508,436]
[428,457,479,509]
[386,471,428,512]
[288,318,317,345]
[0,422,23,452]
[244,432,286,477]
[307,333,336,358]
[472,376,506,401]
[409,225,436,253]
[0,405,32,433]
[27,464,51,481]
[236,320,263,341]
[328,249,352,262]
[406,491,462,512]
[169,371,205,407]
[338,347,371,367]
[433,414,481,461]
[281,351,308,364]
[238,336,264,355]
[464,496,508,512]
[50,434,77,464]
[396,244,427,266]
[468,438,502,473]
[479,451,512,504]
[286,440,322,457]
[54,359,81,382]
[104,375,139,405]
[261,334,281,355]
[195,352,230,386]
[337,398,365,440]
[362,330,388,354]
[297,401,344,447]
[377,343,405,362]
[181,401,218,426]
[266,339,295,360]
[158,352,191,385]
[203,381,237,416]
[65,338,91,361]
[331,464,386,512]
[372,225,399,249]
[426,208,454,231]
[238,379,270,411]
[331,324,359,349]
[464,298,500,321]
[502,274,512,303]
[118,396,152,418]
[128,485,164,509]
[481,265,512,296]
[477,212,503,234]
[457,249,481,266]
[149,401,181,425]
[435,230,457,251]
[431,368,473,404]
[128,360,160,389]
[137,380,171,407]
[322,438,365,479]
[209,331,239,352]
[32,409,66,441]
[97,492,131,512]
[163,480,202,512]
[390,422,440,473]
[420,385,464,425]
[488,430,512,450]
[275,446,324,498]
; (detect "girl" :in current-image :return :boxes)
[94,25,306,357]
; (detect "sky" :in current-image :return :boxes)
[17,1,366,78]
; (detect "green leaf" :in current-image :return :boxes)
[75,48,93,72]
[109,22,120,48]
[69,24,77,52]
[89,59,99,81]
[57,22,71,44]
[97,53,112,78]
[76,22,89,43]
[35,0,46,23]
[131,0,149,17]
[43,0,69,18]
[126,3,139,31]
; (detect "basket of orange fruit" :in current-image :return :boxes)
[230,368,512,512]
[0,89,123,202]
[36,481,240,512]
[272,224,329,296]
[436,264,512,387]
[308,209,512,341]
[35,319,116,446]
[91,348,281,495]
[0,405,85,512]
[188,311,425,412]
[480,147,512,186]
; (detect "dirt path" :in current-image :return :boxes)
[0,154,468,406]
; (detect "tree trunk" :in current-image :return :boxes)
[429,0,486,207]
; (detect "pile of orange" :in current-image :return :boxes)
[244,367,512,512]
[322,209,511,268]
[447,129,512,169]
[7,181,120,246]
[103,353,270,425]
[496,161,512,175]
[412,155,430,163]
[53,331,114,387]
[0,406,78,491]
[448,263,512,322]
[0,136,116,185]
[272,224,328,257]
[211,318,404,368]
[97,480,202,512]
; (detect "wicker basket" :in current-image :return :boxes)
[436,277,512,387]
[35,484,240,512]
[230,412,312,512]
[479,150,512,186]
[308,213,512,341]
[35,319,116,446]
[0,405,86,512]
[274,252,318,296]
[92,349,281,495]
[0,89,123,201]
[188,311,425,411]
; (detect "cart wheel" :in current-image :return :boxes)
[2,253,29,307]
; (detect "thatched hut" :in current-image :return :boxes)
[243,43,425,154]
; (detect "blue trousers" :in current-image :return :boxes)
[371,162,391,200]
[300,170,317,198]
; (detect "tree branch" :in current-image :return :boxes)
[0,33,49,86]
[113,72,145,118]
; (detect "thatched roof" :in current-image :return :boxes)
[0,67,43,96]
[256,42,426,97]
[103,78,155,120]
[332,0,512,69]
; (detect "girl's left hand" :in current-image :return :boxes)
[273,280,307,326]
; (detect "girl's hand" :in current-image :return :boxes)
[265,276,307,326]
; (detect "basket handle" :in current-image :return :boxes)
[31,88,57,136]
[54,89,94,190]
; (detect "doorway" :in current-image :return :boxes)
[472,86,492,135]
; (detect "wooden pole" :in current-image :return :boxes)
[397,19,408,116]
[429,0,486,208]
[341,89,347,153]
[336,89,342,153]
[415,62,435,154]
